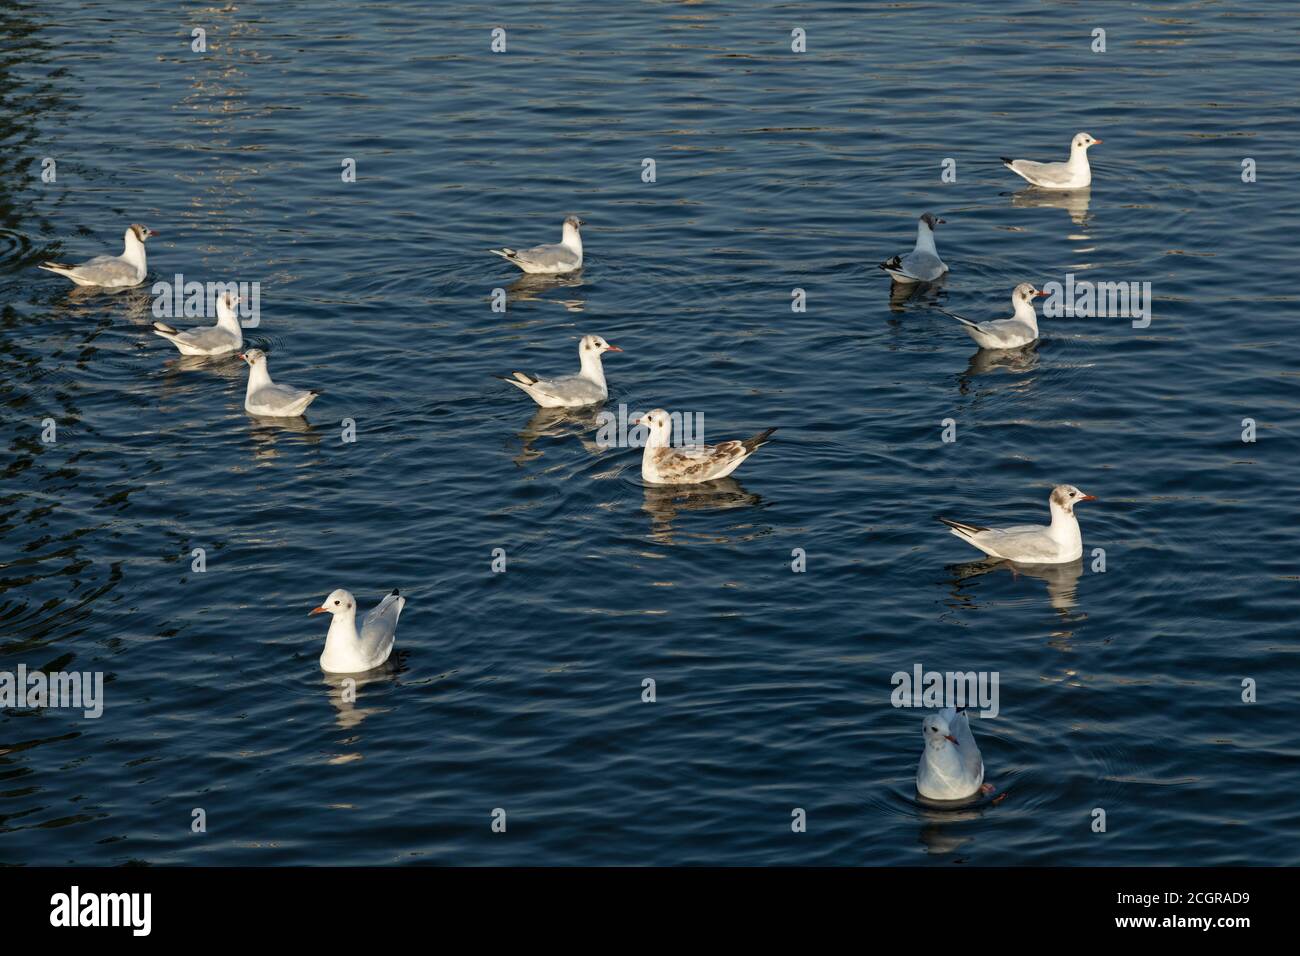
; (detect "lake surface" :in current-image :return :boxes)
[2,0,1298,865]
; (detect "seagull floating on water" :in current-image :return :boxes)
[917,707,988,801]
[238,348,319,417]
[501,334,622,407]
[1001,132,1102,189]
[39,223,156,287]
[950,283,1047,350]
[311,588,405,673]
[939,484,1096,564]
[152,291,243,356]
[636,409,776,485]
[879,213,947,283]
[490,216,584,274]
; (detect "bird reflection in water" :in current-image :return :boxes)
[956,341,1041,394]
[319,656,404,741]
[1009,185,1092,228]
[513,404,608,465]
[949,556,1085,614]
[502,272,586,313]
[641,477,762,545]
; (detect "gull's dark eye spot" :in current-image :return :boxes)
[1069,492,1076,497]
[334,600,340,605]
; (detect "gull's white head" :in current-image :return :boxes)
[216,290,240,318]
[127,223,157,244]
[237,348,267,369]
[310,588,356,618]
[919,212,946,231]
[1050,483,1096,514]
[563,215,585,231]
[1013,282,1047,309]
[579,334,622,358]
[635,408,674,444]
[923,714,957,751]
[1072,132,1102,150]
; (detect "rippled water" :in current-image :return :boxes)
[2,1,1298,865]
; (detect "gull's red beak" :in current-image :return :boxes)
[1079,494,1097,502]
[309,606,326,615]
[1092,138,1103,145]
[1034,289,1048,297]
[945,734,959,745]
[605,345,622,352]
[237,353,247,361]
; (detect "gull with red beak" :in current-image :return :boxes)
[917,707,987,801]
[39,223,157,287]
[310,588,405,673]
[500,334,622,407]
[950,282,1049,350]
[1001,132,1102,189]
[238,348,319,417]
[636,409,776,485]
[152,290,243,356]
[879,212,948,283]
[939,484,1098,564]
[490,215,585,274]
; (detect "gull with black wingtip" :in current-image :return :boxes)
[939,484,1097,564]
[311,588,405,673]
[879,213,947,284]
[490,215,585,274]
[39,223,157,288]
[500,334,622,408]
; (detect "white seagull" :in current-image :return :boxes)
[238,349,319,417]
[39,223,156,287]
[637,408,776,485]
[311,588,405,673]
[917,707,987,801]
[490,215,584,274]
[950,283,1048,349]
[501,334,622,408]
[1001,132,1102,190]
[152,291,243,356]
[939,484,1096,564]
[879,213,947,283]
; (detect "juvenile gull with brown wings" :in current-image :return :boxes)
[637,408,776,485]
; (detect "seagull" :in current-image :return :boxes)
[1001,132,1102,189]
[917,707,987,801]
[237,349,319,417]
[879,213,947,283]
[949,283,1048,349]
[311,588,405,673]
[636,408,776,485]
[501,334,622,408]
[490,215,584,274]
[939,484,1096,564]
[39,223,156,287]
[152,291,243,356]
